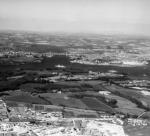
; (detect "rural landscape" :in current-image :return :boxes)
[0,31,150,135]
[0,0,150,135]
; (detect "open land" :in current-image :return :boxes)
[0,32,150,135]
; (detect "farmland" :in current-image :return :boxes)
[39,93,88,109]
[81,97,115,113]
[0,32,150,121]
[2,93,49,105]
[105,84,150,110]
[105,93,145,116]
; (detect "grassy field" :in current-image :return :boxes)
[81,97,115,113]
[104,84,150,110]
[39,93,88,109]
[3,93,49,105]
[105,93,145,116]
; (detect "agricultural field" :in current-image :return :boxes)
[39,93,88,109]
[105,84,150,110]
[81,97,115,113]
[2,93,49,105]
[105,93,145,116]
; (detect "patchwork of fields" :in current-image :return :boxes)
[0,73,150,119]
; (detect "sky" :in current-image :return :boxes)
[0,0,150,36]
